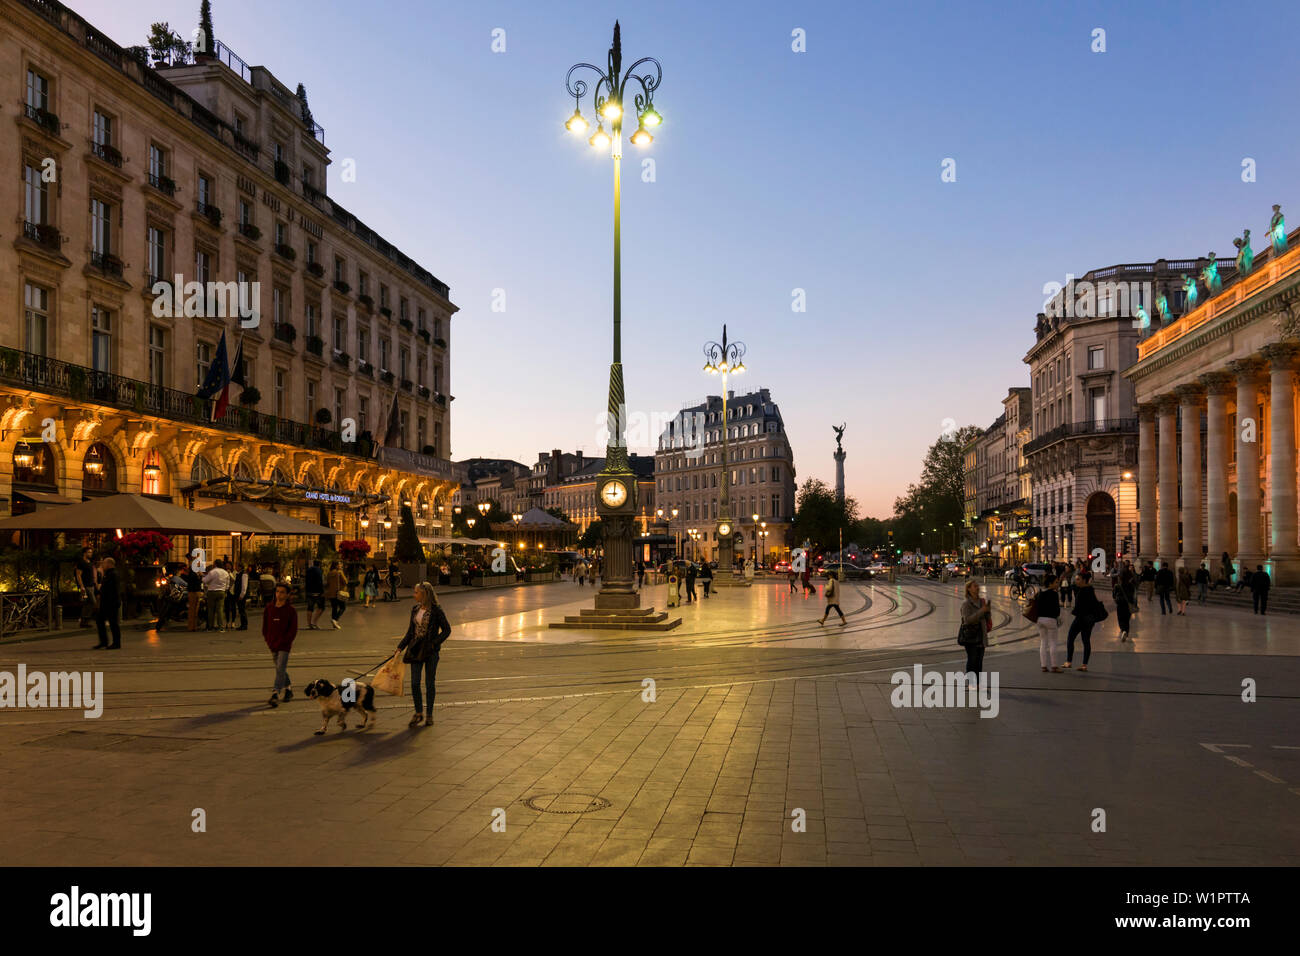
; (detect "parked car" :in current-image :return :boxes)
[943,562,967,577]
[819,562,868,580]
[773,559,792,574]
[1006,562,1051,581]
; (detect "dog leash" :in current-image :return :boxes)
[349,649,402,680]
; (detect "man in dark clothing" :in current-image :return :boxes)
[700,563,713,598]
[184,565,203,631]
[75,546,96,627]
[305,560,325,629]
[93,558,122,650]
[230,563,252,630]
[1141,562,1156,602]
[263,583,299,707]
[1251,565,1272,615]
[1154,562,1175,615]
[684,564,697,603]
[1194,562,1211,605]
[636,561,646,590]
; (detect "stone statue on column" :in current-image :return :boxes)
[833,423,846,503]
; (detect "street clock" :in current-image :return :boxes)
[597,475,635,516]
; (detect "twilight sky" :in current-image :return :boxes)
[88,0,1300,515]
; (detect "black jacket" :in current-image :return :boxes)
[1035,588,1061,619]
[398,604,451,663]
[1155,567,1175,592]
[1071,584,1102,620]
[1252,571,1272,594]
[98,569,121,613]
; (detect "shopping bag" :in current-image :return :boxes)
[372,652,406,696]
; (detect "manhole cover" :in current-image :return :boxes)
[522,792,612,814]
[23,731,208,753]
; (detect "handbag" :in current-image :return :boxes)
[1091,601,1109,623]
[957,622,981,646]
[1022,594,1040,622]
[372,652,406,696]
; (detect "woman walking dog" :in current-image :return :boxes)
[396,582,451,728]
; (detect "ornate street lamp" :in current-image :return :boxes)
[562,22,663,619]
[702,324,748,586]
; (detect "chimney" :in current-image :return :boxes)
[549,448,560,485]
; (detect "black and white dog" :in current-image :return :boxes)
[304,678,378,735]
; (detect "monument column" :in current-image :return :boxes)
[1231,358,1266,572]
[1263,343,1300,584]
[1137,402,1158,565]
[1156,395,1180,565]
[1199,371,1234,565]
[1175,384,1205,569]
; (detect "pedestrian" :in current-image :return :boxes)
[1236,565,1252,594]
[184,563,204,630]
[202,558,230,631]
[700,562,713,598]
[1141,561,1156,602]
[801,566,813,596]
[788,568,798,593]
[92,557,122,650]
[818,572,847,626]
[325,560,348,629]
[958,580,991,678]
[1035,574,1063,673]
[1175,566,1191,615]
[230,563,252,630]
[363,564,380,608]
[263,582,298,707]
[257,566,277,606]
[1060,562,1074,607]
[1154,561,1175,615]
[685,563,697,603]
[439,561,451,587]
[636,560,646,590]
[1216,551,1233,590]
[397,582,451,728]
[576,560,586,587]
[1251,564,1271,615]
[1194,562,1210,606]
[305,559,325,628]
[1115,561,1137,642]
[75,545,96,627]
[1066,570,1105,671]
[387,558,401,601]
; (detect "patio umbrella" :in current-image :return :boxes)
[197,500,341,536]
[0,493,255,534]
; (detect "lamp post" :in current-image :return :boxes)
[671,507,679,558]
[562,22,663,616]
[703,324,748,586]
[751,512,760,564]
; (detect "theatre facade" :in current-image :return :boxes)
[1126,209,1300,584]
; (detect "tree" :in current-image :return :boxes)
[791,477,860,553]
[890,425,981,552]
[545,507,572,523]
[578,519,604,550]
[197,0,215,56]
[394,505,423,562]
[296,83,315,129]
[147,22,192,66]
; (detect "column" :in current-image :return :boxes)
[1137,403,1157,564]
[1156,395,1179,565]
[1230,358,1265,570]
[1263,343,1300,584]
[1176,384,1205,569]
[1199,371,1234,565]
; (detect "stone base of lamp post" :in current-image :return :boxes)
[550,512,682,629]
[710,522,751,588]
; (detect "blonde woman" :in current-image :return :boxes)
[396,582,451,728]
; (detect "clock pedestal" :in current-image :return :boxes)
[711,514,751,588]
[594,512,638,610]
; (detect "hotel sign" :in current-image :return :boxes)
[305,491,350,504]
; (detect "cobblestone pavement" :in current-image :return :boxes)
[1,577,1296,866]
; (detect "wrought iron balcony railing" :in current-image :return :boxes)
[196,201,222,225]
[90,139,123,167]
[148,172,176,196]
[0,347,372,458]
[89,251,124,278]
[23,103,60,136]
[22,221,61,251]
[1023,418,1137,456]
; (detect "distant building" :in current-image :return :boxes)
[654,387,796,563]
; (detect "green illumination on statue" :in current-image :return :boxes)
[1234,229,1253,276]
[1155,286,1172,325]
[1200,253,1222,295]
[1181,274,1198,312]
[1271,205,1288,255]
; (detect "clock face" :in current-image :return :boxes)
[718,522,732,537]
[601,480,628,508]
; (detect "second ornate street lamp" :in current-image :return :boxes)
[703,324,748,587]
[556,22,665,623]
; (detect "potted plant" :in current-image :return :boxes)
[338,538,371,594]
[393,505,427,584]
[239,386,261,406]
[115,530,173,607]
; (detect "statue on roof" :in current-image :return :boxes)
[1200,253,1222,295]
[1233,229,1253,276]
[1181,274,1199,313]
[1271,205,1288,255]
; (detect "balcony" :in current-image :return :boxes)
[433,337,447,349]
[305,335,324,357]
[89,251,124,279]
[332,351,350,370]
[272,323,297,345]
[301,180,324,204]
[305,261,324,280]
[377,446,464,482]
[196,201,222,226]
[379,305,392,319]
[400,378,413,392]
[147,172,176,197]
[1023,418,1137,456]
[332,280,351,296]
[273,243,297,262]
[357,360,374,379]
[417,329,431,345]
[237,222,261,241]
[380,370,395,385]
[399,318,413,333]
[274,160,291,185]
[23,103,61,137]
[89,140,123,167]
[357,293,374,311]
[417,385,431,399]
[0,347,372,458]
[22,221,61,252]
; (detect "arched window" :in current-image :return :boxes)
[190,456,218,484]
[81,442,117,494]
[232,459,255,482]
[12,440,56,488]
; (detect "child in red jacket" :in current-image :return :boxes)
[263,583,299,707]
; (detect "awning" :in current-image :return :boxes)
[197,501,341,536]
[0,493,256,533]
[13,490,80,509]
